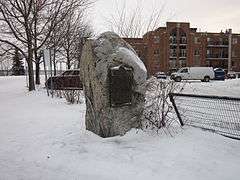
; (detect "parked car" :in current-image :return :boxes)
[45,69,83,90]
[154,72,167,79]
[226,72,237,79]
[236,72,240,78]
[170,67,215,82]
[214,68,225,80]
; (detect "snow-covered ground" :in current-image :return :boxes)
[183,79,240,97]
[0,76,240,180]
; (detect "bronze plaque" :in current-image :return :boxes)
[109,65,133,107]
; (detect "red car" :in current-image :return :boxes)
[45,69,83,90]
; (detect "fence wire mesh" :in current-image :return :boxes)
[171,93,240,139]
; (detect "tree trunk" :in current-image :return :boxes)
[67,51,71,69]
[35,61,40,85]
[27,58,35,91]
[34,5,40,85]
[27,46,35,91]
[35,47,41,85]
[53,48,57,75]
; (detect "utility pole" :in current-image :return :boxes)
[49,49,54,98]
[41,50,49,96]
[25,59,28,88]
[228,29,232,72]
[177,23,180,69]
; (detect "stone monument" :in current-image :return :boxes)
[80,32,147,137]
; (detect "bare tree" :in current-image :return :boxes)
[44,19,65,75]
[106,0,174,38]
[0,35,25,76]
[0,0,40,90]
[58,10,93,70]
[0,46,13,75]
[0,0,93,90]
[74,24,93,69]
[32,0,92,84]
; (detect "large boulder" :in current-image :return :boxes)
[80,32,147,137]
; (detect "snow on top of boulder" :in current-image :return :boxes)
[115,47,147,85]
[93,31,147,93]
[94,32,136,60]
[96,31,120,39]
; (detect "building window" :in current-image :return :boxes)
[206,60,210,66]
[194,56,200,66]
[223,38,229,45]
[180,36,187,44]
[194,37,200,44]
[194,49,200,56]
[153,35,160,43]
[154,57,160,63]
[154,49,160,55]
[233,38,238,44]
[153,49,160,62]
[207,37,211,42]
[180,49,187,57]
[170,36,177,44]
[207,49,210,55]
[179,60,187,67]
[232,50,237,57]
[170,49,177,57]
[169,59,177,68]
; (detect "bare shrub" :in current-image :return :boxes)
[55,90,63,98]
[62,90,83,104]
[143,77,184,134]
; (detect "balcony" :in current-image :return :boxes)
[170,53,177,58]
[179,53,187,58]
[169,37,187,45]
[180,37,187,45]
[170,40,177,45]
[169,36,177,45]
[207,41,228,47]
[206,54,228,59]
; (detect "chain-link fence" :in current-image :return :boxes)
[169,93,240,139]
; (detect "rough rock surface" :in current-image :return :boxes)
[80,32,147,137]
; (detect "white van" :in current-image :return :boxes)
[171,67,215,82]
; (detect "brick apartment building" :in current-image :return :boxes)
[124,22,240,75]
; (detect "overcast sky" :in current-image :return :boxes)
[92,0,240,35]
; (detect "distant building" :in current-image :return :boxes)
[124,22,240,75]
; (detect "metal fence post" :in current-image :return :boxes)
[169,93,184,126]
